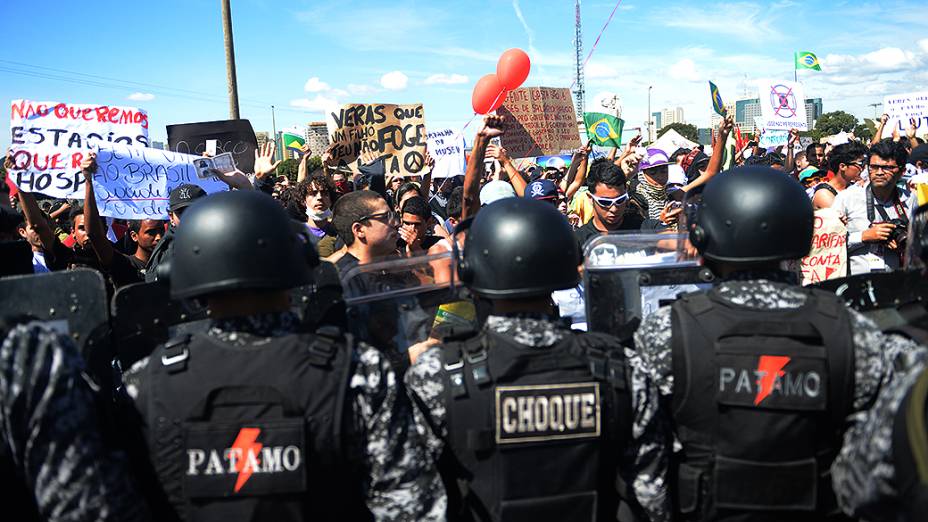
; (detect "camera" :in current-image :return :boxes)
[887,218,908,246]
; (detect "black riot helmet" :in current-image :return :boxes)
[170,190,315,299]
[689,166,813,263]
[459,198,579,298]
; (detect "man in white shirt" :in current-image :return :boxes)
[833,141,913,275]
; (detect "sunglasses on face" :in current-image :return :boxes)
[591,193,630,209]
[356,210,396,224]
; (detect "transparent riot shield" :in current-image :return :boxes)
[111,281,208,368]
[812,270,928,330]
[583,232,714,339]
[0,268,112,379]
[341,251,469,372]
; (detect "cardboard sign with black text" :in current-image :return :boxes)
[325,103,427,177]
[498,87,581,158]
[167,119,258,174]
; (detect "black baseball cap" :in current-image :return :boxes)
[168,184,207,212]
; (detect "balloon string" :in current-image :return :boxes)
[569,0,624,91]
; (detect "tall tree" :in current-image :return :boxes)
[658,122,699,142]
[812,111,859,141]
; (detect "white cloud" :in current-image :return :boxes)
[668,58,700,82]
[347,84,378,95]
[919,39,928,54]
[380,71,408,91]
[661,2,781,41]
[824,47,922,75]
[289,94,339,113]
[127,92,154,101]
[303,77,330,92]
[423,73,468,85]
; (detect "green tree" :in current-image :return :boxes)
[854,123,873,142]
[277,158,299,181]
[658,122,699,142]
[305,156,322,173]
[812,111,859,141]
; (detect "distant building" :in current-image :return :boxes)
[151,141,164,150]
[697,128,712,146]
[651,111,662,130]
[304,121,329,155]
[661,107,685,128]
[710,102,736,128]
[255,131,269,150]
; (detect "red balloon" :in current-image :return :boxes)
[497,48,531,90]
[472,74,508,114]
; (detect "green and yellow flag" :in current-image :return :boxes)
[709,81,726,117]
[795,51,822,71]
[584,112,624,148]
[282,131,305,153]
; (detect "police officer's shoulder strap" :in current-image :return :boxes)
[307,325,343,368]
[573,331,627,390]
[675,291,715,316]
[159,333,192,374]
[441,329,485,400]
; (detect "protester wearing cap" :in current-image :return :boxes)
[145,183,207,282]
[479,180,516,206]
[631,147,671,222]
[799,167,826,197]
[523,179,559,205]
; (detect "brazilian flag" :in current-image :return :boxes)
[584,112,624,148]
[795,51,822,71]
[282,132,305,153]
[709,81,726,117]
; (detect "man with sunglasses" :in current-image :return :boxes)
[332,190,400,278]
[574,158,659,253]
[833,141,914,274]
[811,142,867,210]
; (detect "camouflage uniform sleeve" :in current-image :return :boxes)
[832,315,928,521]
[628,308,675,522]
[0,322,150,522]
[350,343,446,521]
[404,345,448,460]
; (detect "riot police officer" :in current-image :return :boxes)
[120,190,444,521]
[405,197,659,521]
[630,166,924,521]
[831,203,928,521]
[0,317,150,521]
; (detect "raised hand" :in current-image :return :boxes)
[299,143,312,158]
[477,114,505,138]
[254,141,282,179]
[879,113,889,126]
[788,128,800,146]
[906,117,918,139]
[79,152,97,179]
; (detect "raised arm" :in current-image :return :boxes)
[462,115,504,219]
[80,152,115,267]
[683,114,733,193]
[296,144,312,183]
[6,154,55,253]
[906,117,920,150]
[418,148,433,199]
[784,128,799,178]
[565,143,592,201]
[871,114,888,146]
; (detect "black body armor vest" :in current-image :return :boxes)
[143,328,370,522]
[439,328,633,522]
[892,366,928,522]
[670,288,855,522]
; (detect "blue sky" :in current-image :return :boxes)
[2,0,926,151]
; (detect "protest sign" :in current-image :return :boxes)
[7,143,227,219]
[9,99,150,198]
[167,119,258,174]
[498,87,581,158]
[800,208,847,285]
[756,80,808,131]
[758,128,789,149]
[881,91,928,138]
[426,128,465,179]
[325,103,427,177]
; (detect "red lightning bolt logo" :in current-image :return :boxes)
[230,427,262,493]
[754,356,791,405]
